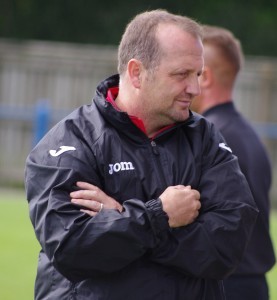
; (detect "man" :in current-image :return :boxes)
[25,10,258,300]
[191,25,275,300]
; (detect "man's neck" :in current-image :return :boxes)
[200,88,233,114]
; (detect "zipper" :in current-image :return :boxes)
[70,282,77,300]
[150,139,167,188]
[151,140,159,155]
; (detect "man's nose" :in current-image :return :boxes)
[186,76,201,97]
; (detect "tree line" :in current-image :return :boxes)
[1,0,277,56]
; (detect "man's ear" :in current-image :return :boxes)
[127,59,143,88]
[200,66,213,88]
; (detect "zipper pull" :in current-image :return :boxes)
[151,140,159,155]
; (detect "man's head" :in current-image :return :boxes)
[190,25,244,114]
[116,10,203,136]
[118,9,202,75]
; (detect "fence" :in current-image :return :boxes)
[0,38,117,184]
[0,38,277,204]
[233,56,277,206]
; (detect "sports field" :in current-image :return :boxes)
[0,188,276,300]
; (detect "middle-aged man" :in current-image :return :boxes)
[25,10,258,300]
[191,25,275,300]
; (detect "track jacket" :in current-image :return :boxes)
[25,74,258,300]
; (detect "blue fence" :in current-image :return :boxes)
[0,102,70,146]
[1,101,277,203]
[1,102,277,145]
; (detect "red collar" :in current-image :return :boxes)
[106,87,147,134]
[106,87,174,137]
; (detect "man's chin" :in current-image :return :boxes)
[172,111,190,123]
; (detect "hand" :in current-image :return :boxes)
[70,182,123,216]
[159,185,201,228]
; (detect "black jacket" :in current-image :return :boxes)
[203,102,275,276]
[25,75,258,300]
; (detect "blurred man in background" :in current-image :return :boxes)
[191,25,276,300]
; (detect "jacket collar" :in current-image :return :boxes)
[94,74,196,141]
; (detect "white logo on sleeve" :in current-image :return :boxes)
[109,162,135,174]
[49,146,76,157]
[219,143,232,153]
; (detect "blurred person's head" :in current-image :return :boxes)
[190,25,244,114]
[116,10,204,136]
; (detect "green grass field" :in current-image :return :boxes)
[0,188,276,300]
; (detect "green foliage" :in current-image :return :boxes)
[0,0,276,56]
[0,189,276,299]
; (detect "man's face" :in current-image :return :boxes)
[140,24,204,126]
[189,70,206,113]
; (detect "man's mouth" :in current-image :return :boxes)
[176,99,191,107]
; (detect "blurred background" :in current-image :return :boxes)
[0,0,276,205]
[0,1,277,299]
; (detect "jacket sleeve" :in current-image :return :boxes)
[25,121,169,283]
[148,122,259,279]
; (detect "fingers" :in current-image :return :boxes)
[159,184,201,228]
[70,182,123,213]
[71,189,98,201]
[70,183,104,202]
[75,181,97,190]
[196,199,201,210]
[174,185,191,190]
[170,185,200,201]
[79,202,104,217]
[71,198,103,212]
[193,190,201,200]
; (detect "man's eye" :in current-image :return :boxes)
[177,73,188,78]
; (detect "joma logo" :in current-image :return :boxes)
[109,162,135,175]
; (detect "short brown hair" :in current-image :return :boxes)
[202,25,244,75]
[117,9,202,74]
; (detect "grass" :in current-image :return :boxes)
[0,188,276,300]
[267,209,277,300]
[0,189,40,300]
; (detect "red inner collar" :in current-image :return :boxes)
[106,87,174,137]
[106,87,147,134]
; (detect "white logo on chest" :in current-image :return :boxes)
[109,162,135,174]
